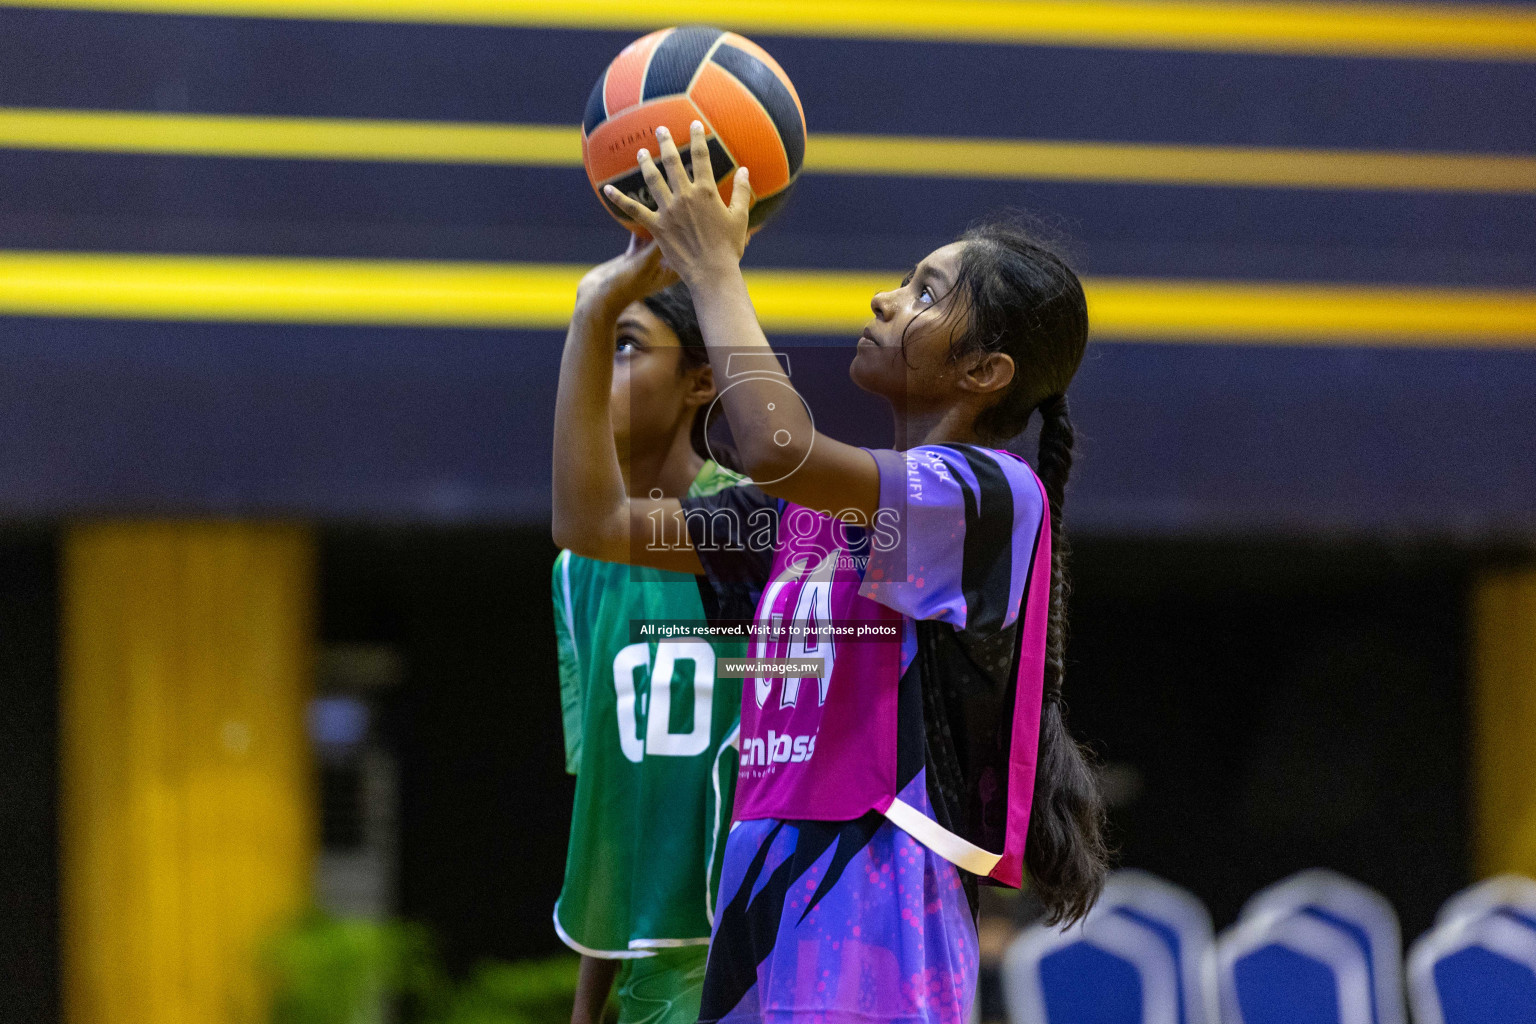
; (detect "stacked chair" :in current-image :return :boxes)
[1213,869,1406,1024]
[1002,868,1218,1024]
[1407,874,1536,1023]
[1000,868,1536,1022]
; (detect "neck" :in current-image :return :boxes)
[622,426,706,499]
[890,403,985,450]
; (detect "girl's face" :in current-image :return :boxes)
[849,241,971,406]
[610,302,712,459]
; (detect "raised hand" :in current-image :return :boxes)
[602,121,752,287]
[574,232,679,316]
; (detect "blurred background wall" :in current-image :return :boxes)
[0,1,1533,1022]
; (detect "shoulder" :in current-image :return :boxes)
[871,444,1043,519]
[858,444,1046,633]
[687,459,753,498]
[916,442,1041,484]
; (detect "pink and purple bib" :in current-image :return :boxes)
[683,444,1050,887]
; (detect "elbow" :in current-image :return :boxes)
[551,520,596,559]
[550,502,572,551]
[739,439,808,486]
[732,412,817,484]
[551,511,589,556]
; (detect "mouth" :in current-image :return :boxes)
[857,327,879,347]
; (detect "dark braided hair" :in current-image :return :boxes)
[946,218,1109,925]
[642,282,739,471]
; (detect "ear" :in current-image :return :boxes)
[684,362,716,409]
[960,350,1015,398]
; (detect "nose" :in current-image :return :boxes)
[870,288,896,322]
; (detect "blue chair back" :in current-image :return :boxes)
[1002,869,1214,1024]
[1215,869,1405,1024]
[1409,875,1536,1024]
[1100,870,1218,1024]
[1435,874,1536,933]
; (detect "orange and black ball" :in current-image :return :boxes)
[582,26,807,234]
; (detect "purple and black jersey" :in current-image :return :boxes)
[702,814,979,1024]
[680,444,1051,1024]
[685,445,1056,1024]
[681,443,1051,887]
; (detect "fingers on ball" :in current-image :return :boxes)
[657,134,690,186]
[688,126,711,188]
[637,152,667,195]
[602,185,649,221]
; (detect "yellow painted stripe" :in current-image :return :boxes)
[3,0,1535,61]
[0,251,585,328]
[813,133,1536,194]
[4,107,1535,194]
[0,108,581,166]
[1080,277,1536,343]
[3,250,1534,346]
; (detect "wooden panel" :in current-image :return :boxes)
[1471,567,1536,879]
[61,523,316,1024]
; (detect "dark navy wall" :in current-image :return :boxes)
[3,13,1533,151]
[1,9,1532,533]
[3,316,1531,536]
[3,151,1532,284]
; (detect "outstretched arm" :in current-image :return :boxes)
[550,237,704,574]
[604,123,881,522]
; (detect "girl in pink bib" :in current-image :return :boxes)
[554,121,1108,1024]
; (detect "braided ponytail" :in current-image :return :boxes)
[1024,395,1109,924]
[944,216,1108,924]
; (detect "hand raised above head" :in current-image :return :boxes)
[574,233,679,314]
[603,121,752,286]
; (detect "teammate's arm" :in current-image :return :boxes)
[602,123,882,521]
[571,955,619,1024]
[551,237,704,574]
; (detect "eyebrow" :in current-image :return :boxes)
[615,317,648,333]
[917,263,954,293]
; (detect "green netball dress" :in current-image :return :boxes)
[552,459,747,971]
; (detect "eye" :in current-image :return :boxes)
[616,334,640,353]
[918,285,935,305]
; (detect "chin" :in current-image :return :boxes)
[847,347,897,399]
